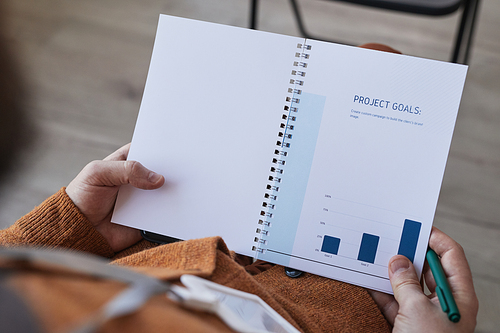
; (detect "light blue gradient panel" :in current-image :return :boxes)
[258,92,326,265]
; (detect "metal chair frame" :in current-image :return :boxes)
[249,0,480,64]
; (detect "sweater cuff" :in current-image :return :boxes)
[12,188,115,257]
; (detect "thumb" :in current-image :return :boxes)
[82,160,165,190]
[389,255,424,305]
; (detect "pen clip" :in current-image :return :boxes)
[435,286,450,313]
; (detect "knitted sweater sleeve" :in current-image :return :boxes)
[0,188,114,257]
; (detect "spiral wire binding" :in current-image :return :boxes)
[252,42,311,255]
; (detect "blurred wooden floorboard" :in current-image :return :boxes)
[1,0,499,331]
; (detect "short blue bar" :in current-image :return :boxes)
[357,233,379,264]
[321,235,341,255]
[397,219,422,263]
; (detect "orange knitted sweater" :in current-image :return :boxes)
[0,188,391,332]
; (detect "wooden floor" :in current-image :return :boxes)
[1,0,499,331]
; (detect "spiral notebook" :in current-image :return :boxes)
[112,15,467,293]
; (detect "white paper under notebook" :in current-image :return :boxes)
[111,14,468,293]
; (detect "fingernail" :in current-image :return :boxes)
[390,257,410,274]
[148,171,162,183]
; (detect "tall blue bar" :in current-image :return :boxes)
[357,233,379,264]
[321,235,341,255]
[397,219,422,263]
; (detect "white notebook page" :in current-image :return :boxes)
[257,40,467,293]
[112,15,303,256]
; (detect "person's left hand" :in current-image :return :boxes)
[66,144,164,252]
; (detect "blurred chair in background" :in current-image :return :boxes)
[249,0,480,64]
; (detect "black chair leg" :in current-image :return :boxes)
[289,0,310,38]
[451,0,480,64]
[462,0,481,64]
[250,0,259,29]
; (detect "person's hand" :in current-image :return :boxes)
[369,227,478,332]
[66,144,164,252]
[359,43,402,54]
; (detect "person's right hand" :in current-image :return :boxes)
[66,144,164,252]
[369,227,478,332]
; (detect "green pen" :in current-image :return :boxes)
[426,248,461,323]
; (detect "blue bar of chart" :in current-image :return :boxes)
[397,219,422,262]
[321,235,341,255]
[357,233,380,264]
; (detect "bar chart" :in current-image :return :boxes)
[288,193,430,293]
[320,219,422,266]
